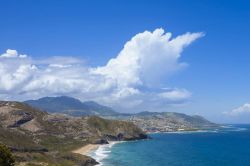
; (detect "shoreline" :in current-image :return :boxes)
[71,129,217,155]
[146,126,223,134]
[73,141,123,165]
[72,144,100,156]
[72,125,243,165]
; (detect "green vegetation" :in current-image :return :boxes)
[0,101,146,165]
[14,151,97,166]
[25,96,118,116]
[39,135,88,152]
[0,143,15,166]
[87,116,146,140]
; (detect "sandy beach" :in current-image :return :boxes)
[72,144,100,155]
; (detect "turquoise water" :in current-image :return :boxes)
[91,125,250,166]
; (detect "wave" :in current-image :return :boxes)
[226,127,248,132]
[89,141,122,166]
[218,125,248,132]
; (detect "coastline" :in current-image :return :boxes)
[73,141,123,165]
[72,129,219,156]
[72,128,227,165]
[146,126,223,134]
[72,144,100,155]
[82,125,250,166]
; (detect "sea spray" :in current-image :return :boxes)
[89,141,123,166]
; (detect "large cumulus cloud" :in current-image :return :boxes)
[0,28,203,112]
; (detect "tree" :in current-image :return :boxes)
[0,143,15,166]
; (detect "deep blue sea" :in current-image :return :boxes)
[90,125,250,166]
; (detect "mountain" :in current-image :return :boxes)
[104,111,218,132]
[24,96,118,116]
[0,101,147,165]
[24,96,218,133]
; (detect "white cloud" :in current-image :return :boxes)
[0,28,203,112]
[19,54,28,58]
[92,28,203,87]
[158,88,192,101]
[49,64,72,68]
[1,49,18,58]
[224,103,250,116]
[0,49,27,58]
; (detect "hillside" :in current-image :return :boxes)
[0,101,147,165]
[25,96,118,116]
[104,111,218,132]
[24,96,217,132]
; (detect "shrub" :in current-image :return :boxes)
[0,143,15,166]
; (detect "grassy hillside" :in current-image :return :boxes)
[104,111,218,132]
[0,101,147,165]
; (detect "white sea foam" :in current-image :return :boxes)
[229,127,248,131]
[221,125,234,128]
[89,141,121,166]
[220,125,248,132]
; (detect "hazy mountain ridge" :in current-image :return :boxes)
[25,96,118,116]
[0,101,147,165]
[24,96,217,133]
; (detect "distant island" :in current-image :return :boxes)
[0,96,218,165]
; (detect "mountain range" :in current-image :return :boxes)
[25,96,218,132]
[25,96,118,116]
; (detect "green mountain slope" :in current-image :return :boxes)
[24,96,118,116]
[24,96,217,133]
[0,101,147,165]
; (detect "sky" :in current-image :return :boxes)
[0,0,250,123]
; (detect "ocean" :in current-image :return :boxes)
[90,125,250,166]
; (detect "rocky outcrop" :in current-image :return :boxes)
[86,116,148,140]
[94,139,109,144]
[79,158,99,166]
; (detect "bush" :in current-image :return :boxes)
[0,143,15,166]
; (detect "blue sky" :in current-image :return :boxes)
[1,0,250,123]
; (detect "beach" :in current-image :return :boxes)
[73,141,121,165]
[72,144,100,155]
